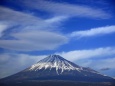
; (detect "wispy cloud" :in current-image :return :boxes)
[0,6,60,32]
[75,58,115,77]
[0,6,42,25]
[70,25,115,38]
[0,23,9,37]
[0,3,113,51]
[76,58,115,69]
[10,0,111,19]
[45,16,68,24]
[100,68,110,71]
[0,6,68,51]
[0,31,68,51]
[58,47,115,77]
[0,53,46,78]
[58,47,115,61]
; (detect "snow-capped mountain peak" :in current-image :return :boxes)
[28,55,82,74]
[2,54,115,83]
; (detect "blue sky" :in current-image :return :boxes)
[0,0,115,78]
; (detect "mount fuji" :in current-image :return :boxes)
[0,55,115,86]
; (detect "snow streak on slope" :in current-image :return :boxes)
[28,55,82,74]
[27,55,108,77]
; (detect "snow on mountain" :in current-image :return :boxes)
[27,55,99,75]
[1,54,115,83]
[28,55,82,74]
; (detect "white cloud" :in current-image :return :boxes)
[0,6,68,51]
[20,0,111,19]
[58,47,115,61]
[0,6,62,31]
[75,58,115,77]
[0,6,69,33]
[0,31,68,51]
[0,6,42,24]
[0,53,46,78]
[74,58,115,69]
[45,16,68,24]
[0,22,10,37]
[70,25,115,38]
[90,58,115,69]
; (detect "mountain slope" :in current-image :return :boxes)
[27,55,82,74]
[1,55,115,83]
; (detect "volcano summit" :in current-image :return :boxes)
[0,55,115,86]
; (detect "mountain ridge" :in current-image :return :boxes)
[0,54,115,85]
[26,54,83,75]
